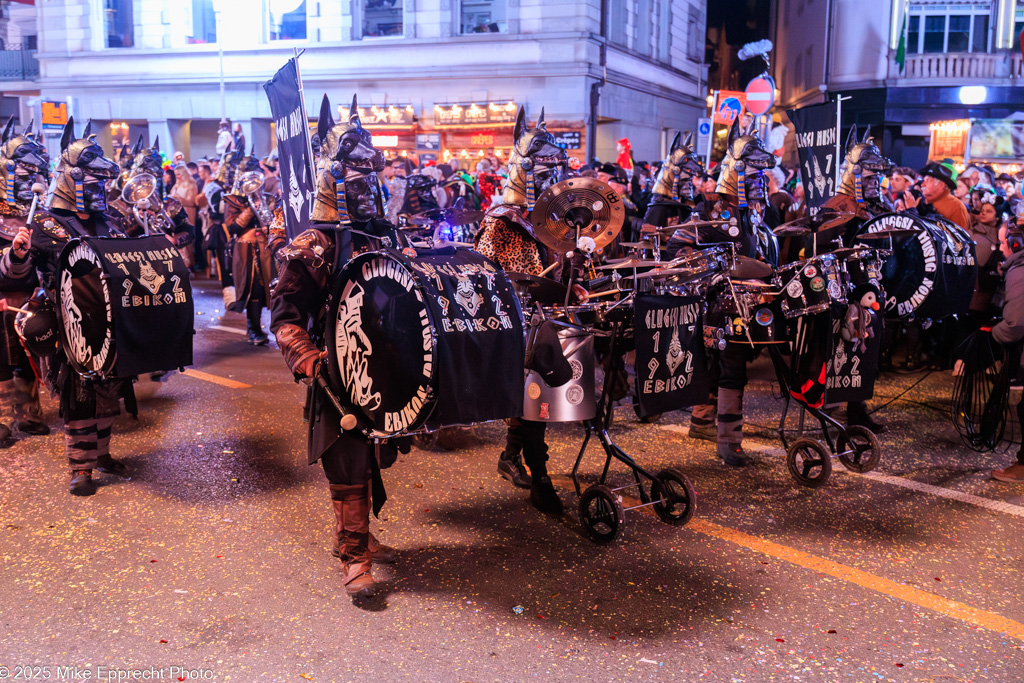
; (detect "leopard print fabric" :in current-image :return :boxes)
[474,214,542,275]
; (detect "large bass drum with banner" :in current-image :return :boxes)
[56,235,194,378]
[857,212,975,320]
[326,247,525,437]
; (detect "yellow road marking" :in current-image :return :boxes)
[556,475,1024,640]
[181,369,251,389]
[691,518,1024,641]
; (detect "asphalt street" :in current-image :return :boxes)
[1,278,1023,682]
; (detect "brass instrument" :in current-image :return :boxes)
[120,173,173,236]
[237,171,272,229]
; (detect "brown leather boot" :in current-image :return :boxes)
[331,531,398,563]
[330,484,375,597]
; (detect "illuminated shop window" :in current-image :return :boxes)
[461,0,507,33]
[105,0,134,48]
[363,0,404,38]
[268,0,307,41]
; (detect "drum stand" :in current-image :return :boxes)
[766,345,882,489]
[569,317,696,543]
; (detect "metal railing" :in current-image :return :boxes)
[0,48,39,80]
[896,51,1020,81]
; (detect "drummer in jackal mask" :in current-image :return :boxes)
[0,117,51,444]
[687,119,781,467]
[4,117,137,496]
[270,95,405,598]
[474,106,570,516]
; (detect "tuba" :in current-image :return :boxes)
[237,171,273,228]
[121,173,173,236]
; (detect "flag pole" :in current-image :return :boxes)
[293,47,316,191]
[705,90,719,170]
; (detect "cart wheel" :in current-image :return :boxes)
[837,425,881,473]
[651,468,697,527]
[632,394,662,424]
[578,485,625,544]
[786,438,832,488]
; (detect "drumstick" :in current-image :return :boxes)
[584,289,621,299]
[0,300,31,316]
[539,261,559,277]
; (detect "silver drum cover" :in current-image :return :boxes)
[522,327,597,422]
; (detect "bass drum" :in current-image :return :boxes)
[56,235,194,378]
[326,247,525,437]
[857,212,975,320]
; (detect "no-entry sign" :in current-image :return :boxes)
[745,75,776,116]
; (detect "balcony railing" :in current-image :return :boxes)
[894,51,1021,82]
[0,49,39,81]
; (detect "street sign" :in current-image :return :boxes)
[745,75,776,116]
[553,131,581,150]
[416,133,441,151]
[713,91,746,126]
[696,117,712,156]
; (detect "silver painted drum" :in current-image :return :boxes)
[522,327,597,422]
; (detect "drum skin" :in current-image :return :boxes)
[522,327,597,422]
[858,212,975,320]
[326,248,525,437]
[776,254,845,319]
[57,240,116,376]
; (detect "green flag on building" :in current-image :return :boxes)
[895,13,907,73]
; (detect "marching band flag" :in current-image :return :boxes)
[787,101,840,212]
[263,58,316,240]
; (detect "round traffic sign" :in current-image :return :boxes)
[698,121,711,135]
[745,75,776,116]
[717,97,743,124]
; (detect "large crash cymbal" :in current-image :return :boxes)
[411,207,485,226]
[729,255,775,280]
[531,177,626,253]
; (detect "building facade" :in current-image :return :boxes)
[3,0,708,168]
[773,0,1023,167]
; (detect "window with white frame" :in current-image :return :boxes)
[268,0,307,40]
[686,6,702,62]
[1014,3,1023,51]
[460,0,507,34]
[905,3,992,55]
[363,0,404,38]
[657,1,671,62]
[188,0,217,44]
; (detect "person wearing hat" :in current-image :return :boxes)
[261,156,281,199]
[904,162,970,231]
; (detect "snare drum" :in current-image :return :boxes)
[712,280,787,344]
[669,245,733,283]
[775,254,845,319]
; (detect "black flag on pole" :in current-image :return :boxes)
[263,58,315,239]
[787,101,839,212]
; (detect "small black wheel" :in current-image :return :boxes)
[578,484,625,544]
[786,438,832,488]
[632,394,662,424]
[837,425,881,473]
[651,468,697,527]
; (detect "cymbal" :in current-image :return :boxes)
[730,255,774,280]
[531,177,626,253]
[730,279,775,290]
[619,241,660,249]
[625,267,694,280]
[826,246,873,259]
[596,258,663,271]
[506,271,569,305]
[773,225,811,237]
[776,212,856,231]
[857,228,919,241]
[644,219,732,234]
[411,207,485,226]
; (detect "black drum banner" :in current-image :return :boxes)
[787,101,839,211]
[70,236,193,377]
[263,58,315,240]
[634,294,708,416]
[827,312,881,404]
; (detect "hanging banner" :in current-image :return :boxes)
[633,294,708,416]
[263,58,316,240]
[827,312,881,404]
[787,101,839,211]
